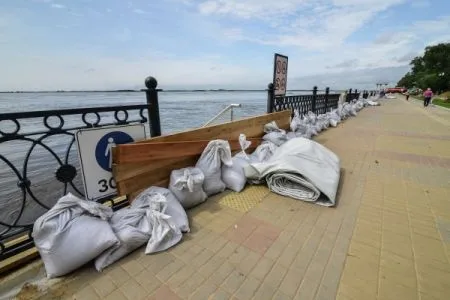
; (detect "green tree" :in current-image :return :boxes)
[397,43,450,93]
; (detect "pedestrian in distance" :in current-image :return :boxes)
[423,88,433,107]
[405,91,410,101]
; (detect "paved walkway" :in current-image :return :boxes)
[7,96,450,300]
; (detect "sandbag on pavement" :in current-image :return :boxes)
[33,193,119,278]
[222,134,255,192]
[244,137,340,206]
[196,140,232,196]
[250,140,278,165]
[95,207,151,271]
[132,187,190,233]
[169,167,207,209]
[262,121,288,146]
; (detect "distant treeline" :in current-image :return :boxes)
[397,43,450,93]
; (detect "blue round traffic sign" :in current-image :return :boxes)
[95,131,134,171]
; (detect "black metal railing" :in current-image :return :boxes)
[0,76,161,260]
[345,88,361,102]
[267,84,341,115]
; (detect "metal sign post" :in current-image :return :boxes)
[75,124,146,201]
[272,53,289,97]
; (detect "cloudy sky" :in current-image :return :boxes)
[0,0,449,91]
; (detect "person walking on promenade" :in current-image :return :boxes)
[423,88,433,107]
[405,91,410,101]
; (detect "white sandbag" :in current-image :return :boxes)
[222,134,254,192]
[169,167,207,209]
[222,156,251,192]
[195,140,232,196]
[251,141,278,163]
[329,119,338,127]
[264,121,285,133]
[244,137,340,206]
[263,121,288,146]
[317,115,330,130]
[307,124,318,136]
[307,111,317,124]
[95,208,151,271]
[32,193,119,278]
[132,187,190,233]
[329,110,341,123]
[286,132,298,140]
[290,110,302,132]
[314,124,323,133]
[263,131,288,146]
[143,193,183,254]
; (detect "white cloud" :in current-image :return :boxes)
[133,8,148,14]
[51,4,65,9]
[199,0,406,50]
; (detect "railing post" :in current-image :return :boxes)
[312,86,318,113]
[267,83,274,113]
[325,87,330,112]
[144,76,162,137]
[347,88,352,102]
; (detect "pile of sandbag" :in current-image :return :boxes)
[222,134,258,192]
[33,193,119,278]
[33,97,382,278]
[34,187,190,277]
[195,139,232,196]
[286,96,379,140]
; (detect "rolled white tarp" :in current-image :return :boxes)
[244,137,340,206]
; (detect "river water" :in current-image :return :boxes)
[0,91,275,237]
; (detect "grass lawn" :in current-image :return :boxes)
[412,94,450,109]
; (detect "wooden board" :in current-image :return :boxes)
[113,138,262,164]
[112,110,291,197]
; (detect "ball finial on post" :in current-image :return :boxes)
[268,83,274,90]
[145,76,158,89]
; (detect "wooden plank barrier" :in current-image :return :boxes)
[112,110,291,200]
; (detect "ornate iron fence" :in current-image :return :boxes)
[0,77,161,261]
[267,84,342,115]
[345,88,361,102]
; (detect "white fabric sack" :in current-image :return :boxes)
[307,124,318,136]
[222,134,254,192]
[222,156,251,192]
[329,119,338,127]
[286,132,298,140]
[263,131,288,146]
[251,141,278,163]
[290,110,302,132]
[95,208,151,271]
[132,187,190,233]
[263,121,285,133]
[263,121,288,146]
[32,193,118,278]
[307,112,317,125]
[169,167,207,209]
[142,193,182,254]
[195,140,232,196]
[244,137,340,206]
[329,110,341,123]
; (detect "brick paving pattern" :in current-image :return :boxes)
[14,96,450,299]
